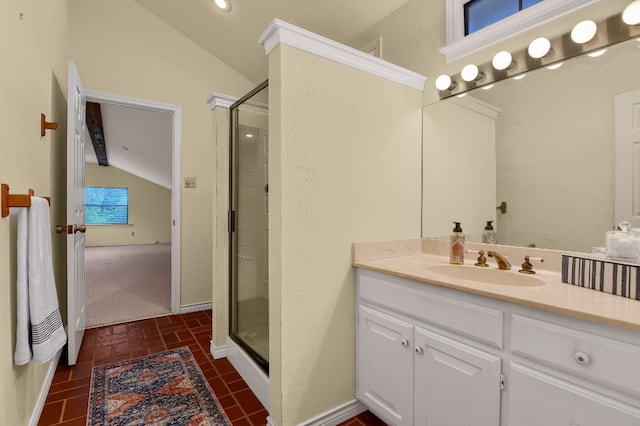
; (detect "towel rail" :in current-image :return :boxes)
[1,183,51,218]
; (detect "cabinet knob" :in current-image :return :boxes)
[401,339,409,347]
[574,352,590,365]
[415,346,423,355]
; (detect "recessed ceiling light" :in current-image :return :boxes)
[214,0,231,12]
[246,133,254,138]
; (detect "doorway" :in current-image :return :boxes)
[81,91,182,324]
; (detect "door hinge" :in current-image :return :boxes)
[500,373,506,391]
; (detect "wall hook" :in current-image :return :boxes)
[41,113,58,137]
[496,201,507,214]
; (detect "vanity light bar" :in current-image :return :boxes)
[437,9,640,99]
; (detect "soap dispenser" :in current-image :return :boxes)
[450,222,465,265]
[482,221,497,244]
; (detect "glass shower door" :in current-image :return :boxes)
[229,81,269,373]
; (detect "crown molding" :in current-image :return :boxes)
[258,19,427,91]
[206,92,238,110]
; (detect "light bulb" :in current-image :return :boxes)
[435,74,454,91]
[461,64,481,82]
[492,51,514,71]
[571,20,597,43]
[623,0,640,25]
[528,37,551,59]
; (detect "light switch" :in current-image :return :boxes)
[184,177,197,188]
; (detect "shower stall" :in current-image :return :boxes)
[229,81,269,374]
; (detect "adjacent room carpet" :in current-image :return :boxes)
[86,243,171,328]
[87,347,230,425]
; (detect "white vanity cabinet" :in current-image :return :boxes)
[413,327,502,426]
[356,268,640,426]
[357,269,503,426]
[507,314,640,425]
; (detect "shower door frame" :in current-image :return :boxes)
[228,80,269,374]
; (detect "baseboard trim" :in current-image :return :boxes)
[298,399,368,426]
[210,340,228,359]
[31,347,63,426]
[226,337,270,411]
[179,302,212,314]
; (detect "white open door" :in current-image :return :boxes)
[615,89,640,229]
[67,61,87,365]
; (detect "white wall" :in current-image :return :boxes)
[268,44,423,425]
[84,163,171,246]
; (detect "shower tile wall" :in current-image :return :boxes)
[237,124,268,302]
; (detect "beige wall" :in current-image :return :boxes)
[67,0,255,305]
[84,163,171,246]
[422,98,497,241]
[213,106,231,348]
[353,0,633,250]
[269,44,423,425]
[0,0,68,424]
[1,1,254,423]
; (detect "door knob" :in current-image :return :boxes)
[55,225,65,234]
[74,224,87,233]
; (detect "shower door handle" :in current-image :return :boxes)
[228,210,236,233]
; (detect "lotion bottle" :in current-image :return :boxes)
[482,221,497,244]
[450,222,465,265]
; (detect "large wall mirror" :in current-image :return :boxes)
[423,34,640,253]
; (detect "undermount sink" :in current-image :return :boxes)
[427,264,545,287]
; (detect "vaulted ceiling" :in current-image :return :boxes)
[134,0,413,83]
[86,0,412,189]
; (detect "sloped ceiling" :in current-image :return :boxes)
[134,0,412,84]
[85,103,173,189]
[87,0,412,189]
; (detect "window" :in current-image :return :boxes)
[440,0,595,62]
[85,187,128,225]
[465,0,545,35]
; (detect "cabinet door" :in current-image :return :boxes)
[414,327,502,426]
[507,363,640,426]
[357,305,414,426]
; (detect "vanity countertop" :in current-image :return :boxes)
[353,238,640,332]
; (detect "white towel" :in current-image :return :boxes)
[14,207,31,365]
[14,197,67,365]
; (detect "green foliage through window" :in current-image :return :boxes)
[85,187,128,225]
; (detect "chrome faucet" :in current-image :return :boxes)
[487,250,511,270]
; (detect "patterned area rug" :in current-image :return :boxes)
[87,347,230,425]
